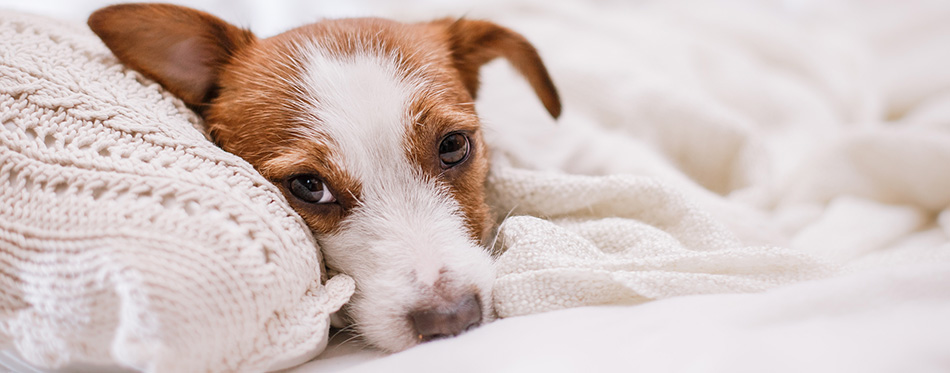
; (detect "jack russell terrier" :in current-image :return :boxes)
[88,3,560,352]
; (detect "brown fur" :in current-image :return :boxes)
[88,3,558,256]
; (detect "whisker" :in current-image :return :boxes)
[326,323,369,353]
[329,323,358,339]
[488,203,520,256]
[339,332,365,347]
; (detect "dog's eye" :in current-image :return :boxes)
[438,133,470,168]
[288,175,336,204]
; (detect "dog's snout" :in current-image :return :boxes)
[410,294,481,342]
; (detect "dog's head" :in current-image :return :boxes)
[89,3,559,351]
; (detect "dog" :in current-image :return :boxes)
[88,3,560,352]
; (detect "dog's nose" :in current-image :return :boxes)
[410,294,482,342]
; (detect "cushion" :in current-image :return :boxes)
[0,10,353,372]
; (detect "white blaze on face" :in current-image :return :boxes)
[291,42,494,351]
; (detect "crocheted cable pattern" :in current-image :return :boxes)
[0,10,353,372]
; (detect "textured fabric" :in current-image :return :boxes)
[0,11,353,372]
[463,0,950,318]
[487,168,831,317]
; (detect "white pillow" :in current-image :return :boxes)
[0,10,353,372]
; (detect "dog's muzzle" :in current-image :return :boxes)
[409,293,482,342]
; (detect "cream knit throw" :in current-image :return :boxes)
[0,11,353,372]
[486,167,831,317]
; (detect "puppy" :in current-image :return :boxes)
[88,3,560,352]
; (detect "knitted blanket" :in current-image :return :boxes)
[0,11,352,372]
[486,168,830,317]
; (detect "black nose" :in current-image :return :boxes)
[409,294,482,342]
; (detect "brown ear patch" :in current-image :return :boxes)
[442,19,562,118]
[88,3,256,108]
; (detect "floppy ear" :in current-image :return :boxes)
[442,19,561,118]
[88,3,256,109]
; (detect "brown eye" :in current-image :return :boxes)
[438,133,470,168]
[288,174,336,204]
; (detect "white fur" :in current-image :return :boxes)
[290,42,494,351]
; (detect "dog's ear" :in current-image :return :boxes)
[440,19,561,118]
[88,4,256,109]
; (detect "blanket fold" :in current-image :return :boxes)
[489,167,830,318]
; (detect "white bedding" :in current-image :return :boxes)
[310,0,950,371]
[2,0,948,372]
